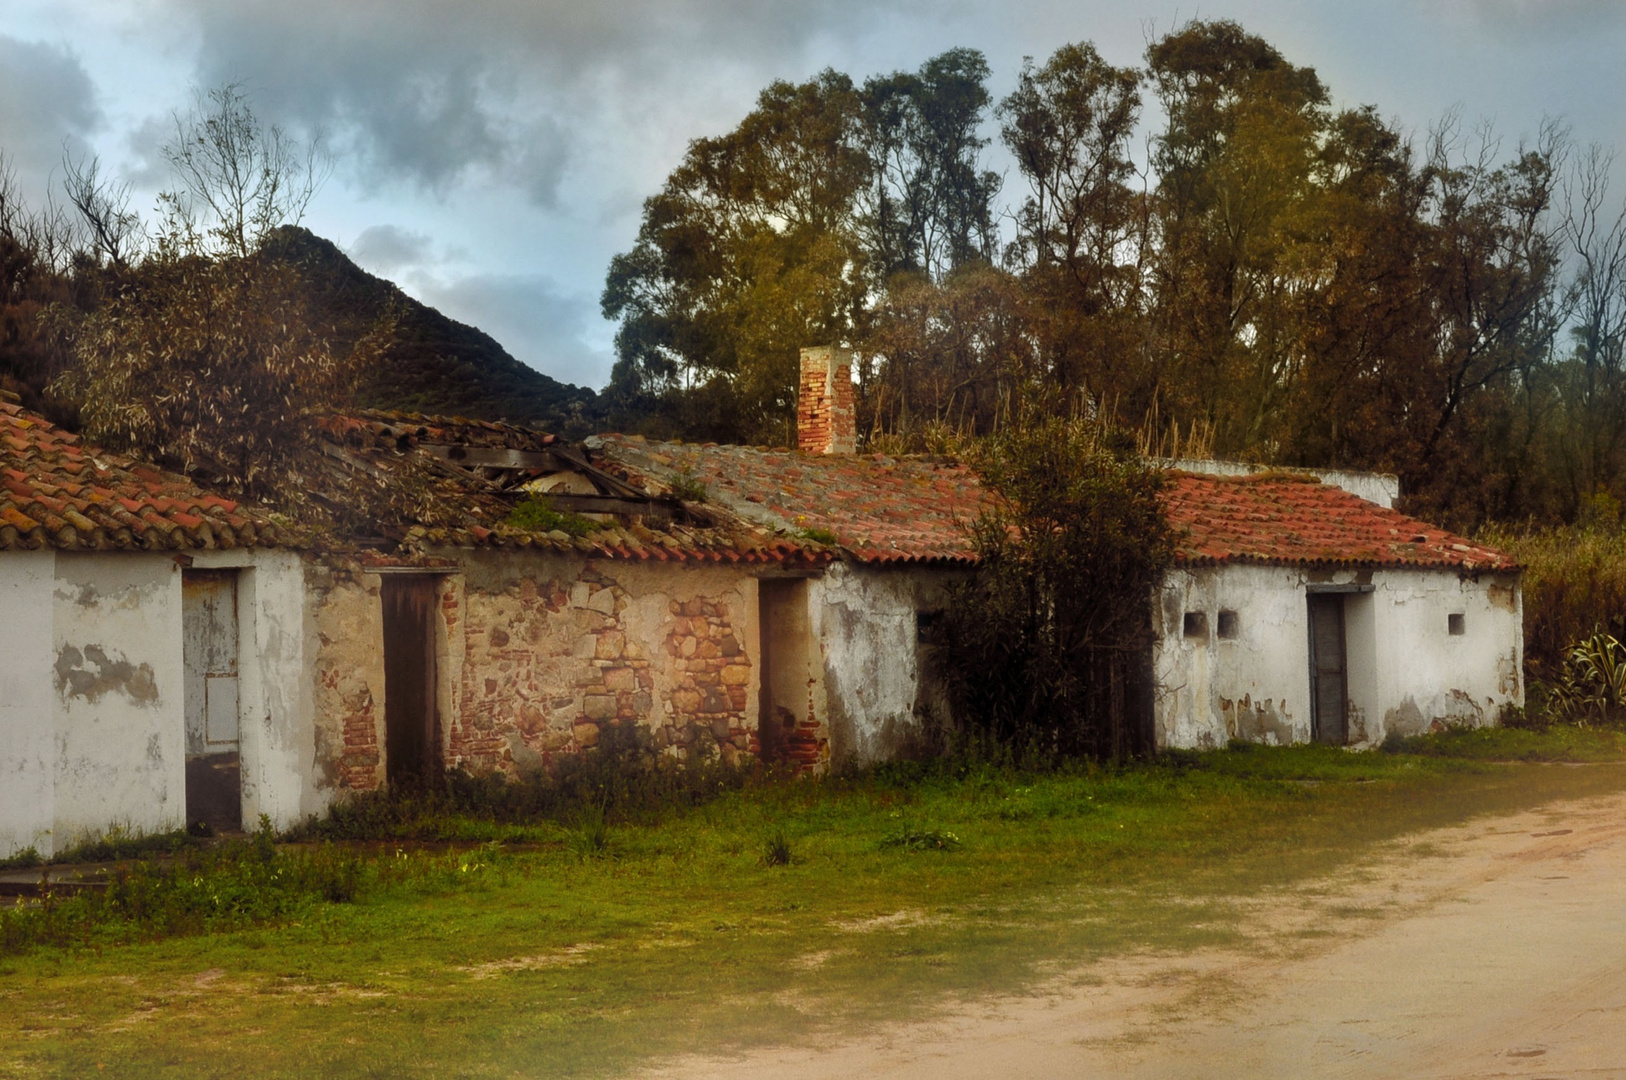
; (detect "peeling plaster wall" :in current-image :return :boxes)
[1367,570,1523,739]
[0,552,56,858]
[1156,565,1524,749]
[308,564,387,794]
[1156,565,1315,749]
[811,563,953,766]
[444,550,762,773]
[51,553,185,847]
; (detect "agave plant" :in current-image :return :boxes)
[1551,631,1626,725]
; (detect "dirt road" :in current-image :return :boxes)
[645,782,1626,1079]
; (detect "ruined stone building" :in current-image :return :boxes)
[0,349,1522,858]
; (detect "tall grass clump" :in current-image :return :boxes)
[1480,522,1626,682]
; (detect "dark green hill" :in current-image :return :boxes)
[261,226,601,433]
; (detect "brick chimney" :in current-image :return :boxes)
[797,346,856,454]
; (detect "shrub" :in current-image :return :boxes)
[933,414,1173,762]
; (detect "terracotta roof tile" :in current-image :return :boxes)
[1164,471,1516,571]
[591,437,1515,572]
[0,402,284,552]
[590,435,986,566]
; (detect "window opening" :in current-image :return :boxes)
[1217,610,1239,639]
[1183,611,1208,640]
[1448,613,1465,636]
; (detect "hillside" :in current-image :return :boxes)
[260,227,602,434]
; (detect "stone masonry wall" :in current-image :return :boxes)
[448,552,761,775]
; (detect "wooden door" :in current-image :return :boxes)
[183,570,241,831]
[383,576,441,791]
[1308,593,1348,745]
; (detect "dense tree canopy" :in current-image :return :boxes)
[605,21,1619,531]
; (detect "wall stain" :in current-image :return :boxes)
[54,644,159,706]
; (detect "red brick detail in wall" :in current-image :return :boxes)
[662,598,753,763]
[324,669,380,790]
[798,347,856,455]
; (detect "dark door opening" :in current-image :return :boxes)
[1308,593,1348,745]
[383,575,441,792]
[757,578,820,766]
[183,570,242,832]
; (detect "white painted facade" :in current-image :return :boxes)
[0,548,330,860]
[1166,458,1402,509]
[1154,563,1523,749]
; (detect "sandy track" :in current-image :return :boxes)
[644,785,1626,1079]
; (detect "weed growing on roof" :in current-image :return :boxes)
[506,495,599,537]
[667,465,708,503]
[797,526,841,545]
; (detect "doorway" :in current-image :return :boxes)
[1307,593,1348,745]
[183,570,242,831]
[382,575,442,791]
[757,579,809,765]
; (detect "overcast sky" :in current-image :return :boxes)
[4,0,1625,390]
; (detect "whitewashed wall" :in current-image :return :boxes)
[0,552,57,858]
[51,553,186,850]
[811,563,953,765]
[1155,564,1523,749]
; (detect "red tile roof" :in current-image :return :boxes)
[592,438,1515,572]
[0,402,283,551]
[590,435,988,565]
[1165,471,1516,571]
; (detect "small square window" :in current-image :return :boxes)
[1183,611,1208,639]
[916,609,941,644]
[1448,613,1465,636]
[1217,610,1239,639]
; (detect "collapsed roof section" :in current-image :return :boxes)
[311,411,831,566]
[589,434,988,566]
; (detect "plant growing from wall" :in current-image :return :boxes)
[933,412,1174,761]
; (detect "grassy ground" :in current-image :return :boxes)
[5,729,1626,1079]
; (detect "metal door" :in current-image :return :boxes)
[382,576,441,791]
[1308,593,1348,745]
[183,570,241,830]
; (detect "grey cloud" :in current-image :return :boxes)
[349,224,434,275]
[412,271,610,386]
[165,0,903,204]
[0,35,100,200]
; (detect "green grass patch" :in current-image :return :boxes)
[2,730,1624,1079]
[1381,724,1626,761]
